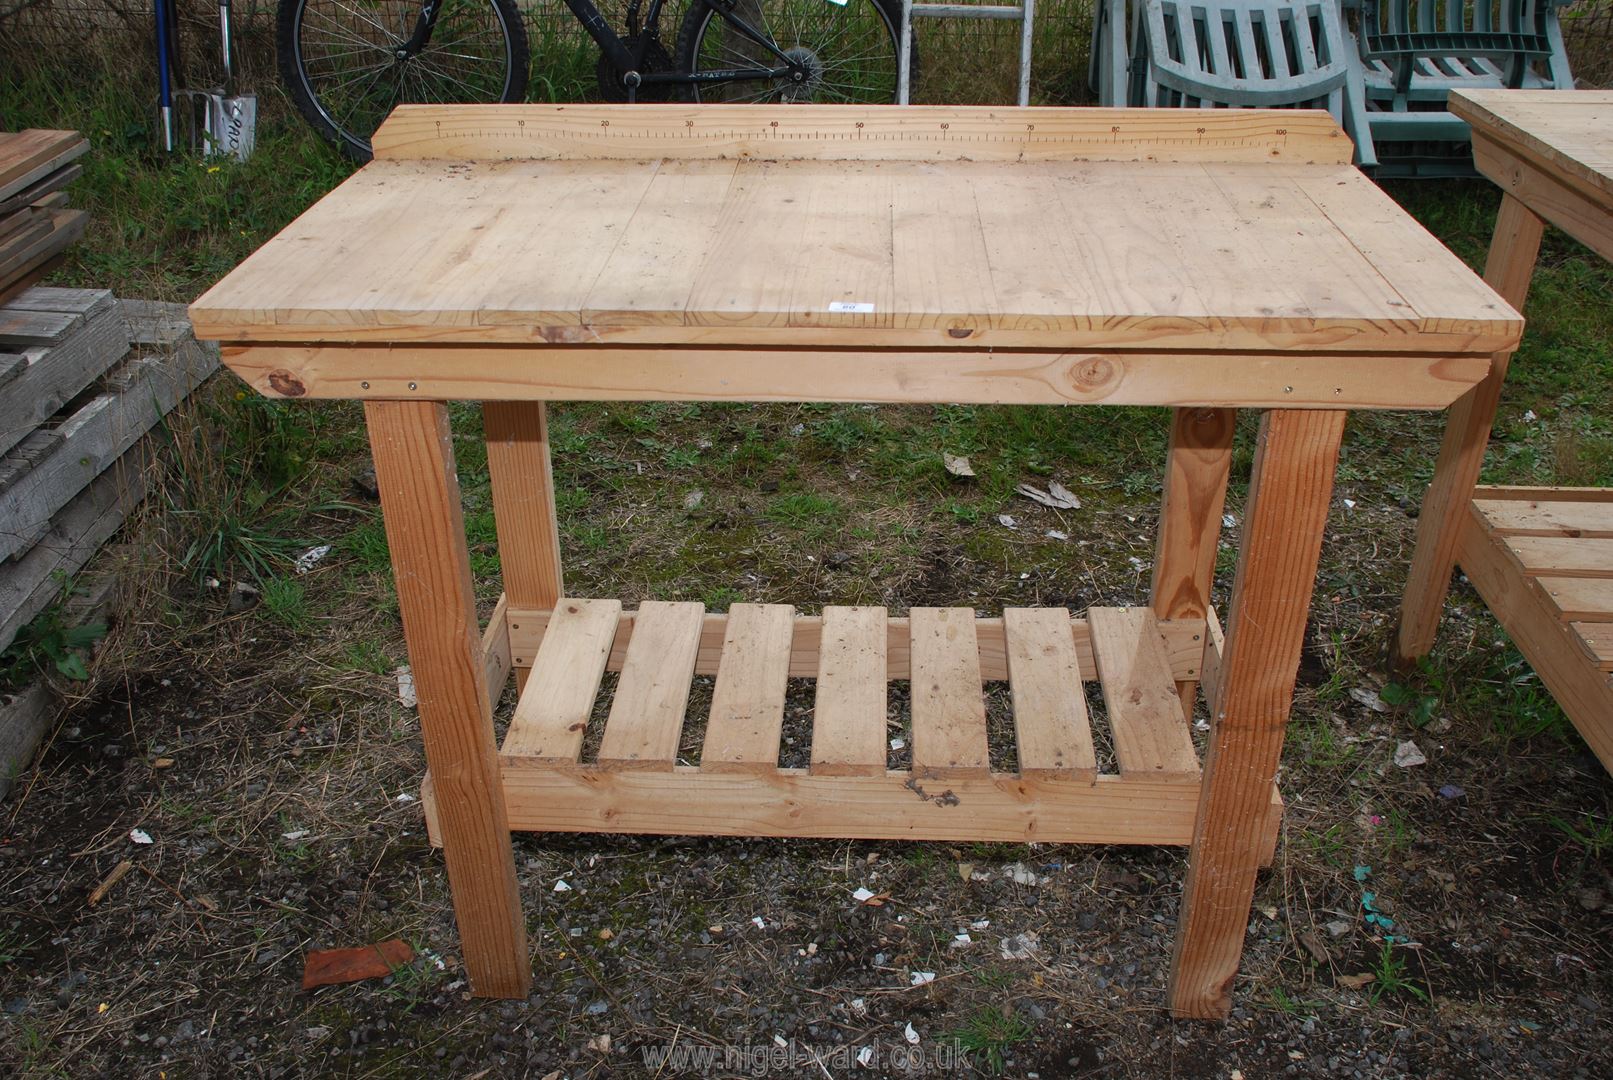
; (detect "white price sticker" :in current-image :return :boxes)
[828,301,875,313]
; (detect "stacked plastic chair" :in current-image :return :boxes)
[1092,0,1575,176]
[1344,0,1574,175]
[1092,0,1377,167]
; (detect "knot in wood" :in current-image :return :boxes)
[1065,355,1120,398]
[266,370,306,397]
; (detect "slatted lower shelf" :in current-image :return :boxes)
[1460,487,1613,774]
[421,600,1285,849]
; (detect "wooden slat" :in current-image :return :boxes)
[596,600,703,771]
[0,254,61,309]
[372,104,1352,164]
[4,285,115,320]
[1089,607,1199,779]
[508,606,1213,682]
[1473,497,1613,538]
[0,308,79,346]
[0,207,45,245]
[221,344,1492,411]
[500,598,622,765]
[811,606,888,777]
[1473,485,1613,504]
[909,607,989,779]
[1457,503,1613,775]
[494,765,1280,843]
[1572,624,1613,672]
[1003,607,1096,780]
[702,603,795,773]
[364,399,528,999]
[1536,576,1613,622]
[1504,537,1613,578]
[1170,409,1346,1020]
[0,214,52,276]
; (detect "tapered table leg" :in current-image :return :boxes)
[1168,409,1346,1020]
[367,399,531,999]
[1393,192,1545,669]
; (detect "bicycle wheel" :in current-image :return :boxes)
[277,0,530,161]
[674,0,908,104]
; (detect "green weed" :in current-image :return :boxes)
[0,582,107,685]
[342,640,393,674]
[1548,813,1613,862]
[342,520,392,575]
[764,492,844,532]
[0,926,24,965]
[973,966,1015,991]
[1298,822,1350,868]
[1265,985,1324,1017]
[950,1006,1033,1075]
[1368,943,1429,1005]
[261,578,311,630]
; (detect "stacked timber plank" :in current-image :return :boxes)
[0,131,89,303]
[0,287,219,798]
[0,287,218,652]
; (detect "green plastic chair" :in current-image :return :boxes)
[1342,0,1574,175]
[1091,0,1378,168]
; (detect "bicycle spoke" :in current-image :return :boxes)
[325,0,404,41]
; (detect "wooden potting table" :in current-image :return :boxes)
[1394,90,1613,770]
[189,104,1517,1020]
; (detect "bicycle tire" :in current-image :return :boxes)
[674,0,911,105]
[277,0,530,161]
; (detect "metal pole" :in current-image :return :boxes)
[1018,0,1036,106]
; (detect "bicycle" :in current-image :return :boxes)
[278,0,913,160]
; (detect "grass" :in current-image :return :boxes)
[1368,943,1430,1005]
[949,1005,1034,1075]
[1548,813,1613,862]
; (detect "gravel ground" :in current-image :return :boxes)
[2,400,1612,1079]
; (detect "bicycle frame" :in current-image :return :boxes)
[403,0,803,91]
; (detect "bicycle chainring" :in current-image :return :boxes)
[596,35,679,103]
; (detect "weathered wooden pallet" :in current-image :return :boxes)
[423,601,1279,850]
[1460,487,1613,774]
[1,570,122,800]
[0,287,130,458]
[0,440,148,656]
[0,307,216,563]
